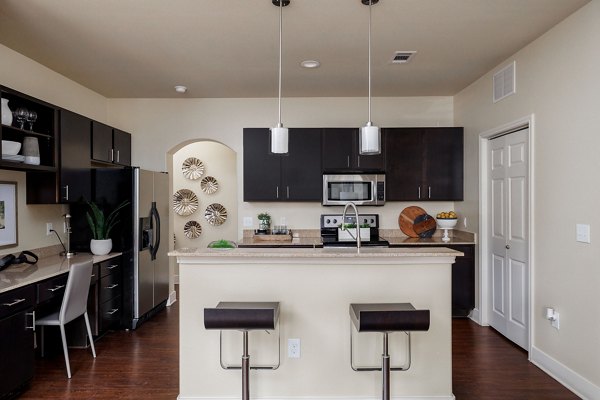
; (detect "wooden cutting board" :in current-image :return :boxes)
[398,206,437,238]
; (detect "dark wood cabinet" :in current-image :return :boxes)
[0,286,35,398]
[92,122,131,166]
[322,128,385,172]
[97,257,122,333]
[92,121,114,163]
[59,110,92,202]
[113,129,131,166]
[243,128,322,201]
[387,243,475,317]
[385,127,463,201]
[1,86,58,173]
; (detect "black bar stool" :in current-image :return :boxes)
[204,302,280,400]
[349,303,430,400]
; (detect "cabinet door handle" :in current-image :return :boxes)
[287,186,290,199]
[106,308,120,315]
[107,264,119,270]
[418,187,421,199]
[105,284,119,289]
[48,285,65,292]
[116,150,120,163]
[110,148,114,162]
[357,156,360,168]
[63,185,69,201]
[26,311,35,331]
[347,155,350,168]
[276,186,279,199]
[2,298,26,307]
[428,186,431,199]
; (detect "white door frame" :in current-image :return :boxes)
[478,114,535,356]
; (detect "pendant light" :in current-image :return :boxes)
[359,0,381,155]
[270,0,290,154]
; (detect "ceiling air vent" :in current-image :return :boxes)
[391,51,416,64]
[493,61,516,102]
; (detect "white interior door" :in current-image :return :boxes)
[487,128,529,350]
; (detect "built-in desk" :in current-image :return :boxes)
[0,252,121,398]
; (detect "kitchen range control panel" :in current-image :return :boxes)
[321,214,380,229]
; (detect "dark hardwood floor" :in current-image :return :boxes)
[20,302,579,399]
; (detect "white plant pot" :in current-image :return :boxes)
[338,227,371,242]
[90,238,112,256]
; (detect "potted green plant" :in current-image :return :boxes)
[338,222,371,242]
[257,212,271,231]
[86,200,130,255]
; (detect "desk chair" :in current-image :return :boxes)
[36,258,96,378]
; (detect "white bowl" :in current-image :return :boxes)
[2,140,21,155]
[437,218,458,229]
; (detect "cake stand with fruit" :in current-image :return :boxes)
[436,211,458,242]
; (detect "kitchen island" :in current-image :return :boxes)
[170,246,460,400]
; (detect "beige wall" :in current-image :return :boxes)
[455,0,600,393]
[108,97,458,235]
[0,170,67,254]
[1,43,110,255]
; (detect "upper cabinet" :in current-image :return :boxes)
[59,110,92,202]
[0,86,58,172]
[385,127,463,201]
[92,122,131,166]
[321,128,385,172]
[243,128,322,202]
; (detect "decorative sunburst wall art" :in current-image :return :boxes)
[204,203,227,226]
[173,189,199,216]
[182,157,205,180]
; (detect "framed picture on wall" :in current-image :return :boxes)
[0,181,18,248]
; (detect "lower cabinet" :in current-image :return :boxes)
[389,244,475,317]
[0,286,36,398]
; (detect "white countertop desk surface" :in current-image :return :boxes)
[0,253,122,294]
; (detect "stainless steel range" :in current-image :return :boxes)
[320,213,389,247]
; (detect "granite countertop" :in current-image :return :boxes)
[170,246,462,259]
[0,252,122,294]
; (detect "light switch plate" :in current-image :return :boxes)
[576,224,591,243]
[243,217,253,227]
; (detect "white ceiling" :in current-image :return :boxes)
[0,0,589,98]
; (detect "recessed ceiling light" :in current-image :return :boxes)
[300,60,320,69]
[174,85,188,93]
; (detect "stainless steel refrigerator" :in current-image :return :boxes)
[132,168,169,329]
[70,167,169,330]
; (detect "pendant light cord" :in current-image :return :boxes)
[278,0,283,127]
[368,0,372,124]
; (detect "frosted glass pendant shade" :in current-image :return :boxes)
[359,124,381,155]
[270,126,289,154]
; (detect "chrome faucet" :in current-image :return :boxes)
[342,202,361,252]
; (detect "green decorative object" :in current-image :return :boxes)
[258,212,271,231]
[207,239,237,249]
[86,200,130,240]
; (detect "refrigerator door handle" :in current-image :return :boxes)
[150,201,160,261]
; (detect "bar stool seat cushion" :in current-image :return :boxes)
[350,303,430,332]
[204,301,280,330]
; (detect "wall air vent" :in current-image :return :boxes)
[493,61,516,102]
[391,51,416,64]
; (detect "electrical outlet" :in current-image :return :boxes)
[288,338,300,358]
[46,223,53,236]
[551,312,560,330]
[243,217,253,227]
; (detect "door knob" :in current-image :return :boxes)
[505,244,510,249]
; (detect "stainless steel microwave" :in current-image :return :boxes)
[322,174,385,206]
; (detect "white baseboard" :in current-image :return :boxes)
[530,345,600,400]
[167,290,177,306]
[178,396,455,400]
[469,307,482,325]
